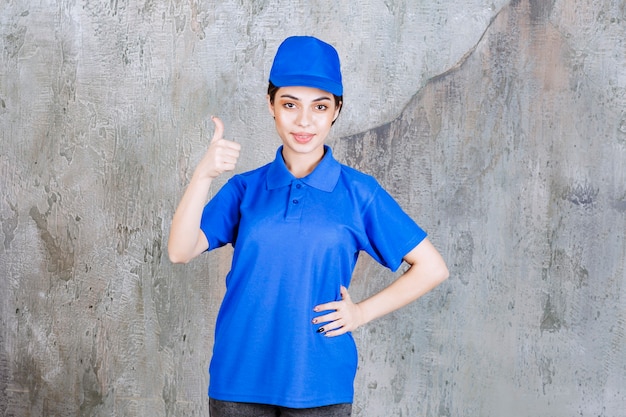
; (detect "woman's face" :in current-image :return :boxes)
[268,86,341,163]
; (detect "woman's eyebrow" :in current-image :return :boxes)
[279,94,332,102]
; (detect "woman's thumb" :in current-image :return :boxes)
[340,285,351,301]
[210,116,224,143]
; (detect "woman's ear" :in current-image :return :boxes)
[333,101,342,122]
[267,94,275,118]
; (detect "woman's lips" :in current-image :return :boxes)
[292,132,315,143]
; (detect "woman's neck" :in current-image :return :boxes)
[282,147,325,178]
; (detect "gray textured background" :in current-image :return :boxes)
[1,0,625,416]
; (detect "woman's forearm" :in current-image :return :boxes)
[358,239,449,325]
[167,176,212,263]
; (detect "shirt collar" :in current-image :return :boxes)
[267,145,341,192]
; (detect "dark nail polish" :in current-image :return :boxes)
[317,327,325,333]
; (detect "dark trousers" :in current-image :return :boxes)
[209,398,352,417]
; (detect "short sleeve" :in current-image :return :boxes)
[200,176,245,251]
[361,185,427,272]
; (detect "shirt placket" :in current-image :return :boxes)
[286,180,305,221]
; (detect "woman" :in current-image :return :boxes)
[168,36,449,417]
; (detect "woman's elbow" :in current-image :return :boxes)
[430,258,450,285]
[167,247,192,264]
[438,263,450,283]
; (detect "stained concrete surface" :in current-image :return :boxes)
[1,0,625,416]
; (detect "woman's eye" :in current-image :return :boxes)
[316,105,328,111]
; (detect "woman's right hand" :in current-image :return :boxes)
[168,116,241,263]
[193,116,241,181]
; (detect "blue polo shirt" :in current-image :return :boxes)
[200,146,427,408]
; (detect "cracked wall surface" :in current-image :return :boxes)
[1,0,625,416]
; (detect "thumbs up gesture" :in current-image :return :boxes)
[193,116,241,181]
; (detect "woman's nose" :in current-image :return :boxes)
[296,108,311,127]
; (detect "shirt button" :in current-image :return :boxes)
[292,199,299,204]
[296,183,302,189]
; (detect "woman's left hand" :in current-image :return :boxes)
[312,286,365,337]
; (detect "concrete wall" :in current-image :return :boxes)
[1,0,624,416]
